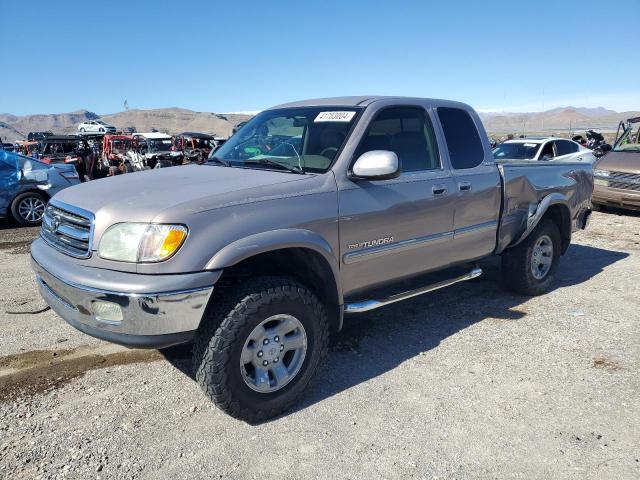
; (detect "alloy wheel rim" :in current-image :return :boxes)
[18,197,46,222]
[531,234,553,280]
[240,314,307,393]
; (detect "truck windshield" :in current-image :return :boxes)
[211,107,361,173]
[492,142,541,160]
[614,124,640,152]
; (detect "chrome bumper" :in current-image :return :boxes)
[32,257,214,348]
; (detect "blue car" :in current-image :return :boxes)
[0,150,80,226]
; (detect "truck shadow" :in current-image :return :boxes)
[160,244,628,422]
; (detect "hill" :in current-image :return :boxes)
[0,109,252,143]
[480,106,640,135]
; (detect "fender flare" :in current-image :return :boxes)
[204,228,343,305]
[510,193,572,250]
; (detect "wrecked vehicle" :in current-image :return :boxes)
[14,140,41,157]
[31,96,593,422]
[592,116,640,211]
[0,150,79,226]
[173,132,217,163]
[127,133,183,170]
[492,137,596,163]
[97,134,134,177]
[39,135,95,182]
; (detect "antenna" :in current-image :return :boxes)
[124,99,129,111]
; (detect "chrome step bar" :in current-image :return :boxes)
[344,267,482,314]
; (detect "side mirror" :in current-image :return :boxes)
[351,150,400,180]
[541,154,554,161]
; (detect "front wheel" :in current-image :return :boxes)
[501,218,561,296]
[11,192,47,226]
[193,277,329,423]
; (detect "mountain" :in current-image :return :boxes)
[2,105,639,144]
[480,107,640,134]
[0,108,253,143]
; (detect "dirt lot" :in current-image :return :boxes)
[0,211,639,480]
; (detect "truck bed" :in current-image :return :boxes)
[496,161,593,254]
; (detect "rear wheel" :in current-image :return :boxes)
[501,218,561,296]
[193,276,329,423]
[11,192,47,226]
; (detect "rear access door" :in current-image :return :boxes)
[435,106,502,261]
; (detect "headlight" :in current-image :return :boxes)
[593,169,610,178]
[98,223,187,262]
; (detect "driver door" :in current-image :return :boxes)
[338,106,456,296]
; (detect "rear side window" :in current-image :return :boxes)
[437,107,485,169]
[555,140,578,156]
[355,107,440,172]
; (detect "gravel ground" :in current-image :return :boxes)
[0,211,639,479]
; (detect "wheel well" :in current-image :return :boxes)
[215,248,342,332]
[543,204,571,253]
[11,189,50,206]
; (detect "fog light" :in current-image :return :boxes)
[91,301,123,323]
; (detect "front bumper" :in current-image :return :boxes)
[31,240,219,348]
[593,184,640,211]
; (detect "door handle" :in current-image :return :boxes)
[432,184,448,196]
[458,181,472,192]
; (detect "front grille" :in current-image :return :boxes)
[603,171,640,191]
[41,204,93,258]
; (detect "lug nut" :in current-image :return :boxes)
[274,336,280,342]
[262,360,269,366]
[257,351,263,358]
[263,339,270,345]
[280,345,284,351]
[273,357,279,363]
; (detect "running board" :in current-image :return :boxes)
[344,267,482,314]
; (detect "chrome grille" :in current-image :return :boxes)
[606,171,640,191]
[41,203,93,258]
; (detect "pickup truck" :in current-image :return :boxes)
[31,96,593,422]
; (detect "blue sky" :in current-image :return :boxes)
[2,0,639,115]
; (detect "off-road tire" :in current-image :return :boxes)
[193,276,329,423]
[11,192,47,226]
[501,218,561,296]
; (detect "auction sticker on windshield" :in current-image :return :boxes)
[315,111,356,122]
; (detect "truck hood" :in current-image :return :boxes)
[595,151,640,174]
[53,165,315,231]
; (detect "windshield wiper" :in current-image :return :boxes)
[244,158,305,174]
[206,156,230,167]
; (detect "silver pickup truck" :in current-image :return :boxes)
[31,97,593,422]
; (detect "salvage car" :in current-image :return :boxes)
[493,137,595,163]
[0,150,79,226]
[27,131,53,142]
[97,134,134,177]
[77,120,116,135]
[14,140,40,157]
[30,96,593,422]
[173,132,217,163]
[127,132,183,170]
[592,116,640,211]
[39,135,94,182]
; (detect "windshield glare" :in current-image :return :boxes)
[614,124,640,152]
[211,107,361,173]
[493,142,541,160]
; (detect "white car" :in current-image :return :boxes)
[77,120,116,134]
[492,137,596,163]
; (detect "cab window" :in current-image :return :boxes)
[355,107,440,172]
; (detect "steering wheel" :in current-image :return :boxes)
[320,147,338,159]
